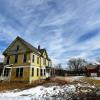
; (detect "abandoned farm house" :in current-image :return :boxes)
[0,36,53,83]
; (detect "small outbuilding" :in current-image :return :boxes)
[85,65,100,77]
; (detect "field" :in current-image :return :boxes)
[0,76,100,100]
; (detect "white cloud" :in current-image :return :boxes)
[0,0,100,68]
[0,52,4,62]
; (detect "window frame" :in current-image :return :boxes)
[16,68,23,78]
[37,56,39,64]
[6,56,10,64]
[16,45,19,51]
[23,54,27,63]
[40,69,42,76]
[43,58,46,65]
[4,68,10,77]
[15,54,18,63]
[32,68,34,76]
[44,69,46,76]
[32,55,35,63]
[37,68,39,76]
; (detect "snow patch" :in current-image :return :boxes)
[91,77,100,80]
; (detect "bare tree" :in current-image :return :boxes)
[68,58,87,71]
[56,63,63,69]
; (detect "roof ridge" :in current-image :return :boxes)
[16,36,38,50]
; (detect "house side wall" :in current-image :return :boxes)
[10,67,30,82]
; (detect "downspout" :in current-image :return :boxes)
[29,53,32,84]
[40,56,41,79]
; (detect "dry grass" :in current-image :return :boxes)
[0,78,68,92]
[80,77,100,87]
[0,76,99,92]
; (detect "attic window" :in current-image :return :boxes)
[15,54,18,63]
[43,58,46,65]
[37,57,39,64]
[16,45,19,51]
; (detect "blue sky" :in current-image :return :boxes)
[0,0,100,67]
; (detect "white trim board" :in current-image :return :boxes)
[12,66,42,68]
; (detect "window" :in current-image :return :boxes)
[44,69,46,76]
[32,68,34,76]
[6,56,10,64]
[23,54,27,63]
[16,45,19,51]
[37,57,39,64]
[48,61,51,67]
[4,68,10,77]
[16,68,23,78]
[15,55,18,63]
[32,55,35,62]
[43,58,46,65]
[37,68,39,76]
[16,68,19,77]
[40,69,42,76]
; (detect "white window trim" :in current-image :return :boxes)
[16,68,23,78]
[32,54,35,63]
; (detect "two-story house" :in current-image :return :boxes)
[1,36,52,83]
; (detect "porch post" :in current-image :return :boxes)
[1,66,5,80]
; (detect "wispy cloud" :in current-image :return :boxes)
[0,0,100,67]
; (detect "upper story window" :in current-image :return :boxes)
[37,57,39,64]
[23,54,27,63]
[32,55,35,63]
[48,61,51,67]
[16,45,19,51]
[43,58,46,65]
[15,54,18,63]
[6,56,10,64]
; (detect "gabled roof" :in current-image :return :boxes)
[39,48,51,61]
[39,49,45,55]
[3,36,51,61]
[86,65,98,70]
[3,36,39,55]
[16,36,38,53]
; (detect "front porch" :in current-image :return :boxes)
[0,64,13,81]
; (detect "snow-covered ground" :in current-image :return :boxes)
[64,76,100,82]
[90,77,100,80]
[0,85,76,100]
[64,76,84,82]
[0,76,100,100]
[0,83,98,100]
